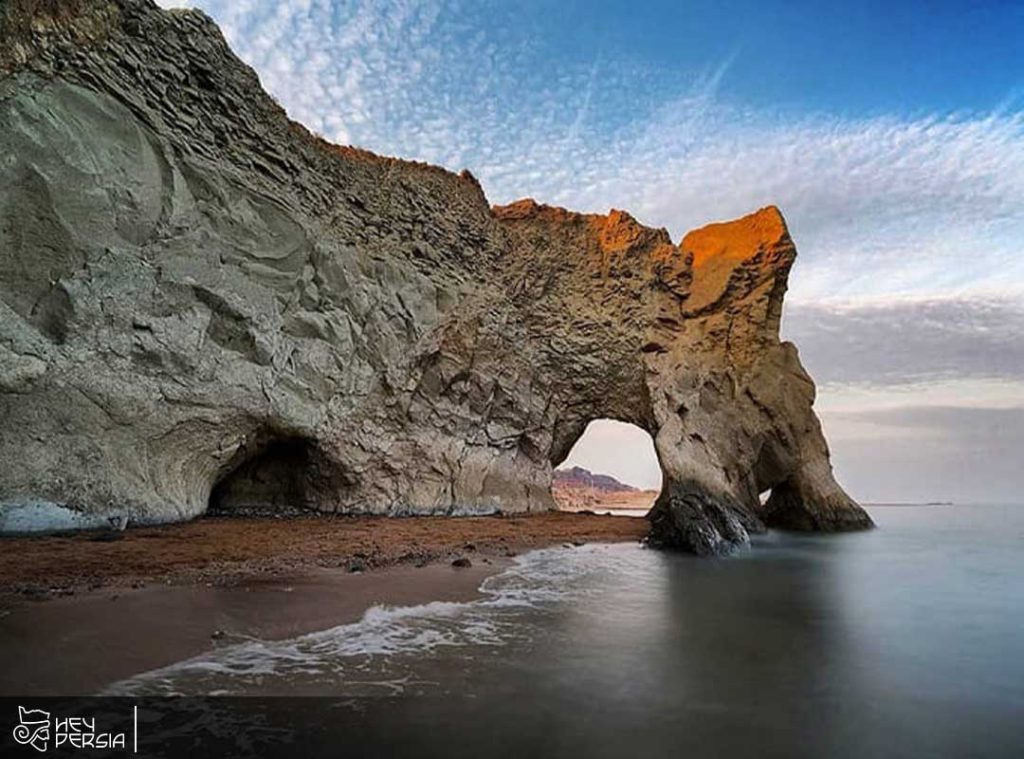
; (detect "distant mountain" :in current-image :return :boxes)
[553,467,639,493]
[551,467,656,511]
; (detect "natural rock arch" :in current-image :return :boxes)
[0,0,872,553]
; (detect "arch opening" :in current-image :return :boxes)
[550,419,662,515]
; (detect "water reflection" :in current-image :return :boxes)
[110,506,1024,758]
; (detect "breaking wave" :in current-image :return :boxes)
[104,543,647,696]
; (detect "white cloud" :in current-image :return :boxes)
[153,1,1024,501]
[784,297,1024,386]
[171,0,1024,304]
[486,104,1024,302]
[816,379,1024,415]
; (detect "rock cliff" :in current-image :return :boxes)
[0,0,873,553]
[553,468,639,494]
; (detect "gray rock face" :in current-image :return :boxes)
[0,0,873,553]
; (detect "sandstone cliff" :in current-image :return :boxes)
[0,0,873,554]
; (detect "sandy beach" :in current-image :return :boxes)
[0,511,647,599]
[0,511,646,695]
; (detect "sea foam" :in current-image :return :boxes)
[103,543,644,696]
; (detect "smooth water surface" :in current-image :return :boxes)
[111,505,1024,758]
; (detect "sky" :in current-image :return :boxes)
[158,0,1024,503]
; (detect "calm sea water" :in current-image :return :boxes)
[110,505,1024,758]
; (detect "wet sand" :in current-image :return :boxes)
[0,511,647,695]
[0,561,505,695]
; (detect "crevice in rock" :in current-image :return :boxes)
[30,284,74,344]
[192,285,269,364]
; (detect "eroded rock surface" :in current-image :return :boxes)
[0,0,872,553]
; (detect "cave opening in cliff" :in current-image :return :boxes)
[208,436,320,516]
[551,420,662,515]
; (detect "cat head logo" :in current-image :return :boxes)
[12,707,50,753]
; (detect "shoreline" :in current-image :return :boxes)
[0,558,511,696]
[0,511,648,603]
[0,511,647,695]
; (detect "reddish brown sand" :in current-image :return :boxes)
[0,512,647,600]
[0,512,647,695]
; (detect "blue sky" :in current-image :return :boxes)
[159,0,1024,502]
[474,0,1024,116]
[589,0,1023,115]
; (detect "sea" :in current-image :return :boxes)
[103,504,1024,758]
